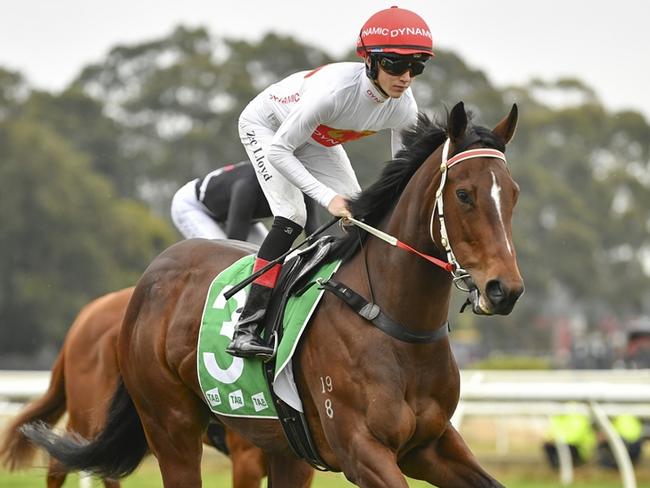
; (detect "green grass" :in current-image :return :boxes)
[1,459,645,488]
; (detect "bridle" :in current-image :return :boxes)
[347,137,508,292]
[430,138,508,291]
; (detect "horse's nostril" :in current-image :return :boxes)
[486,280,505,304]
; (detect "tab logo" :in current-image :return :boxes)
[205,387,222,407]
[229,389,245,410]
[251,392,269,412]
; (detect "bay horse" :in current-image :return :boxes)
[1,287,278,487]
[22,101,523,487]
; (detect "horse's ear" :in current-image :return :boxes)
[492,104,518,144]
[447,102,468,144]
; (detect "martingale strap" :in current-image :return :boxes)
[318,279,449,344]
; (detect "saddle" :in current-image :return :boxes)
[262,235,335,342]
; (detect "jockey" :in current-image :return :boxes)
[171,161,321,244]
[226,6,434,360]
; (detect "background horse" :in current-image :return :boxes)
[0,287,276,488]
[22,101,523,487]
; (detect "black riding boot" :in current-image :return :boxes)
[225,283,275,360]
[226,216,302,360]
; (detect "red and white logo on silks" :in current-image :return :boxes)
[311,124,376,147]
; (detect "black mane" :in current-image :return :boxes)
[324,111,505,263]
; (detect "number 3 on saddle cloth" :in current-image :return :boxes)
[197,236,340,419]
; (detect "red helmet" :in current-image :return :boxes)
[356,6,434,58]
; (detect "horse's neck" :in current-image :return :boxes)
[364,175,453,333]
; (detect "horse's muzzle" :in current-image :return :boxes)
[461,278,524,316]
[483,279,524,315]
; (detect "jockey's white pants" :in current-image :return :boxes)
[238,115,361,227]
[170,180,268,245]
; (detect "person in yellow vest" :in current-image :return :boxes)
[543,410,597,468]
[596,414,644,468]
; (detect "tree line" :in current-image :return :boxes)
[1,26,649,366]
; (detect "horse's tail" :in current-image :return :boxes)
[0,346,67,471]
[20,380,147,479]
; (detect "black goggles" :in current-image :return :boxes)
[376,55,428,77]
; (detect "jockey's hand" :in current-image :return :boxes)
[327,194,352,219]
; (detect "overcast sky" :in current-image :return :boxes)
[1,0,649,120]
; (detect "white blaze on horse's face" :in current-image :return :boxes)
[489,170,513,256]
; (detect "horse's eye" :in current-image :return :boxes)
[456,189,471,204]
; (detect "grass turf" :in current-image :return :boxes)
[1,456,643,488]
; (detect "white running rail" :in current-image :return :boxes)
[2,369,649,487]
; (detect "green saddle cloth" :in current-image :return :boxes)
[197,254,341,418]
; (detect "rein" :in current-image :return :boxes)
[344,217,453,272]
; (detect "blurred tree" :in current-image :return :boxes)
[0,67,28,121]
[17,88,138,197]
[0,118,176,355]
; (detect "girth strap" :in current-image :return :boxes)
[260,236,337,472]
[318,279,450,344]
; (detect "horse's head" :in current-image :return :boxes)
[434,102,524,315]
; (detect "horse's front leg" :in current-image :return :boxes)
[265,453,314,488]
[332,435,409,488]
[226,428,267,488]
[400,424,504,488]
